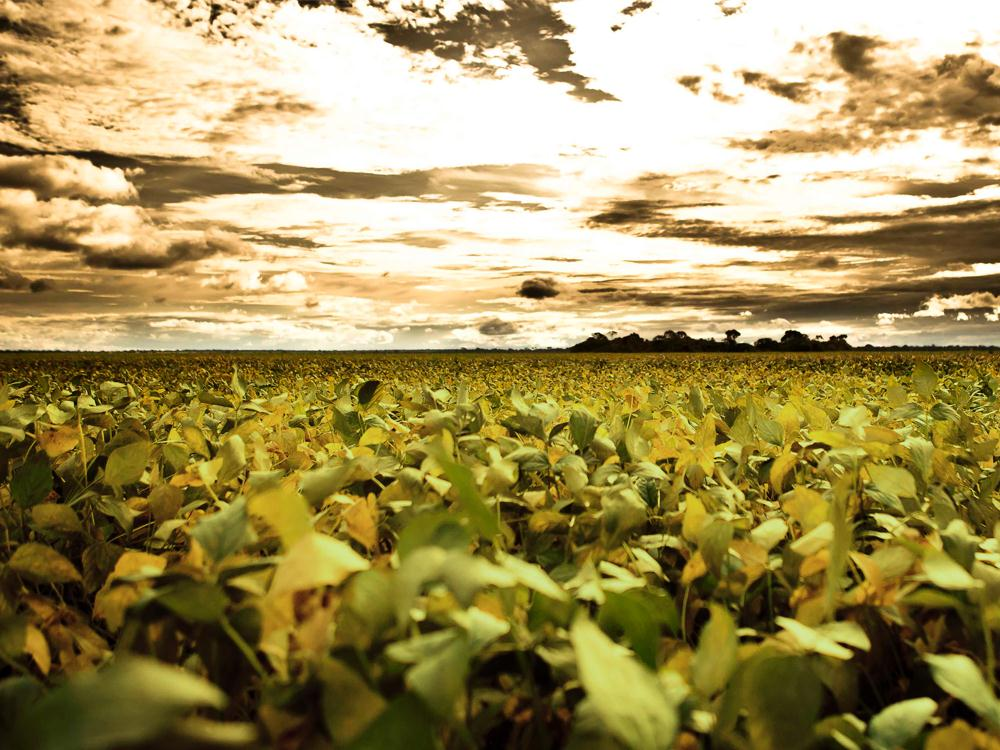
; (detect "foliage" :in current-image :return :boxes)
[0,351,999,749]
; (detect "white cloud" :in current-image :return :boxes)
[914,292,1000,318]
[0,155,137,201]
[202,268,307,293]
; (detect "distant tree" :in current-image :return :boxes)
[724,329,741,345]
[780,329,809,345]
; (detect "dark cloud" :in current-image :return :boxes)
[369,1,615,103]
[517,277,559,299]
[710,82,740,104]
[732,46,1000,153]
[573,270,1000,323]
[893,176,998,199]
[0,60,28,129]
[621,1,653,16]
[739,71,812,102]
[221,92,318,122]
[829,32,881,78]
[589,195,1000,267]
[81,230,247,270]
[816,255,839,269]
[478,318,518,336]
[0,152,247,270]
[0,263,53,293]
[65,152,558,208]
[209,91,320,142]
[676,75,702,94]
[715,1,746,16]
[730,129,864,153]
[0,263,30,291]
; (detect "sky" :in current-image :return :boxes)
[0,0,998,350]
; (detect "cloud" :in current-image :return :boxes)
[739,71,812,102]
[81,228,247,270]
[894,176,998,198]
[0,60,27,128]
[0,262,28,290]
[0,261,52,292]
[478,317,518,335]
[828,32,881,78]
[732,41,1000,153]
[0,155,137,201]
[161,0,616,103]
[676,75,702,94]
[588,194,1000,266]
[76,152,560,208]
[203,267,308,293]
[620,1,653,16]
[0,153,248,270]
[516,277,559,299]
[0,155,246,269]
[912,291,1000,317]
[365,0,617,103]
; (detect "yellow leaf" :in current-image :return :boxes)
[8,543,81,583]
[770,452,798,494]
[681,551,708,584]
[37,426,78,458]
[682,494,708,542]
[248,484,312,551]
[108,551,167,581]
[343,495,378,550]
[358,427,389,447]
[782,486,829,532]
[268,532,370,596]
[24,624,51,675]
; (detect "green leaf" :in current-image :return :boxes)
[396,630,471,719]
[103,441,150,488]
[155,581,228,623]
[11,458,53,508]
[570,616,678,750]
[495,551,568,602]
[925,653,1000,728]
[217,436,246,483]
[598,590,678,668]
[347,694,440,750]
[922,549,982,591]
[7,542,81,584]
[912,361,938,399]
[357,379,381,407]
[12,656,230,750]
[775,617,869,660]
[692,604,739,696]
[868,697,938,750]
[431,445,501,540]
[570,409,598,452]
[190,497,257,563]
[320,659,386,745]
[743,653,823,750]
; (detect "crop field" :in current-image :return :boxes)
[1,351,999,750]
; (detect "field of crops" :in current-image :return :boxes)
[1,351,999,749]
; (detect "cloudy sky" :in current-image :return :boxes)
[0,0,998,349]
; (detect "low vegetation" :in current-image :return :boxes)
[0,352,998,749]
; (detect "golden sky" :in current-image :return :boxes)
[0,0,998,349]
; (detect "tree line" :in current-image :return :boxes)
[568,328,852,353]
